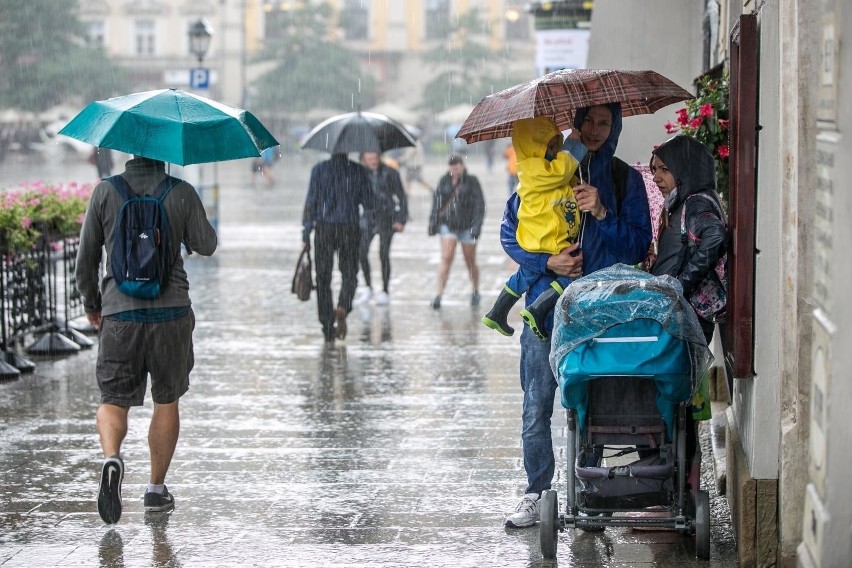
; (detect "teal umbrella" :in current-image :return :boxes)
[58,89,278,165]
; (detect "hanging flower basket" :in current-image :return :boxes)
[663,73,729,202]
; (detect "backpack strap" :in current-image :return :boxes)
[610,157,630,215]
[152,175,179,201]
[105,175,135,200]
[105,175,179,202]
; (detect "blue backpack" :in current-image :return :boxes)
[106,175,179,299]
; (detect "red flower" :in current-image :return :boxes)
[664,121,679,134]
[717,145,730,158]
[719,119,730,130]
[700,103,714,117]
[676,107,689,126]
[688,117,703,129]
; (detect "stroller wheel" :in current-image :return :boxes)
[578,511,610,532]
[694,490,711,559]
[539,490,559,559]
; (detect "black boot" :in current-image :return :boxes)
[520,284,562,340]
[481,287,520,336]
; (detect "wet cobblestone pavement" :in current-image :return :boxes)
[0,156,737,566]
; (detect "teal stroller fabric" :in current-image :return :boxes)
[549,264,712,436]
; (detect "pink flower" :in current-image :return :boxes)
[700,103,714,117]
[717,145,730,158]
[22,217,32,228]
[688,117,703,129]
[676,108,689,126]
[664,121,679,134]
[719,119,730,130]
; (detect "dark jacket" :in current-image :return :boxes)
[650,135,727,297]
[500,103,652,332]
[429,170,486,238]
[302,154,372,243]
[364,164,408,226]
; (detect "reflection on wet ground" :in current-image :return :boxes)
[0,157,736,566]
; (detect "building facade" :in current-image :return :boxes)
[77,0,536,121]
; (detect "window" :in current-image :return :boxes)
[135,20,156,55]
[87,20,105,47]
[504,5,530,42]
[341,0,370,41]
[425,0,451,40]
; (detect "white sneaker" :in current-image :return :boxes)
[504,493,540,528]
[356,289,373,304]
[375,291,389,305]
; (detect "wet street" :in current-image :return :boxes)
[0,154,737,566]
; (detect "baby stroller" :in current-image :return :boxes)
[540,264,713,560]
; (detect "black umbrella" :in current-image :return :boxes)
[301,110,416,154]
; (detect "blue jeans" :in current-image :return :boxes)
[519,325,558,495]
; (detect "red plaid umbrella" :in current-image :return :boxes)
[456,69,693,143]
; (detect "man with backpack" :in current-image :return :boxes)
[501,104,652,529]
[76,156,217,525]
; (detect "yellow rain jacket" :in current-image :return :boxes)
[513,117,582,254]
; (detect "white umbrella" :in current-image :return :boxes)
[436,103,475,125]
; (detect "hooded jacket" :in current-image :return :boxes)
[513,117,582,254]
[499,103,652,332]
[650,135,727,298]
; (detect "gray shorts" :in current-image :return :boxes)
[439,224,477,245]
[96,311,195,406]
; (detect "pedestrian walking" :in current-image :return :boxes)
[90,147,114,179]
[427,155,485,309]
[252,145,278,189]
[75,156,218,525]
[501,104,652,529]
[356,151,408,306]
[302,152,372,342]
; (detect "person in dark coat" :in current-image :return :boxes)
[646,134,727,343]
[356,152,408,306]
[645,133,727,481]
[427,155,486,309]
[302,153,372,343]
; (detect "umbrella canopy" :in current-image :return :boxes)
[457,69,693,143]
[58,89,279,165]
[300,110,416,154]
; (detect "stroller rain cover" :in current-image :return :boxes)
[549,264,713,435]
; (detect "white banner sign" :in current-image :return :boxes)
[535,29,590,74]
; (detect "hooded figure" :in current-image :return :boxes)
[482,117,586,337]
[649,135,727,315]
[568,103,652,278]
[513,116,584,254]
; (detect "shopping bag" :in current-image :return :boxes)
[291,250,313,302]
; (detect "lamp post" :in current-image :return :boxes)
[188,18,213,64]
[187,18,218,233]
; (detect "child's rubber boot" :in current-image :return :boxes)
[481,286,520,336]
[519,282,564,340]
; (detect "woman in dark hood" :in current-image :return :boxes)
[647,134,727,341]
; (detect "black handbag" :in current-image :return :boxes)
[291,249,313,302]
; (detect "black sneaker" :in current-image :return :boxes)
[144,486,175,512]
[97,455,124,524]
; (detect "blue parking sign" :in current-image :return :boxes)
[190,67,210,89]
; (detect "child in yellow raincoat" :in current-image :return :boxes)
[482,116,586,336]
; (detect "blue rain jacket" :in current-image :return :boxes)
[499,103,652,334]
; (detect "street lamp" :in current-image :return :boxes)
[188,18,214,63]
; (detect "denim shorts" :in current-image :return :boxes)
[439,224,476,245]
[96,311,195,406]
